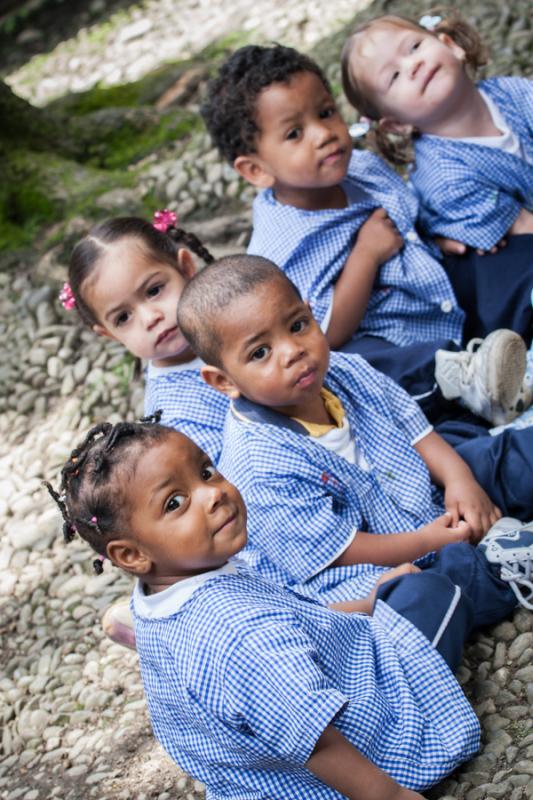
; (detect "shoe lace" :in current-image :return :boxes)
[456,340,483,388]
[500,559,533,610]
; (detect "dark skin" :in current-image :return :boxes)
[103,433,427,798]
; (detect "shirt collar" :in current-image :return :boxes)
[133,562,238,619]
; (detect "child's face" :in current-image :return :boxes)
[124,432,247,581]
[235,70,352,208]
[203,279,330,419]
[349,24,467,131]
[85,238,195,366]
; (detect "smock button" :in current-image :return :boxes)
[405,230,418,242]
[440,299,453,313]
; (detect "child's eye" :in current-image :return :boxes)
[165,493,185,513]
[319,106,336,119]
[286,127,301,141]
[147,283,164,298]
[201,464,216,481]
[411,40,421,52]
[250,345,269,361]
[114,310,130,327]
[291,318,308,333]
[390,71,400,84]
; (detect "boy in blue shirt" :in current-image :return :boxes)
[201,43,529,427]
[48,418,530,798]
[178,254,533,606]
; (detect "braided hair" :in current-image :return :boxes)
[44,413,166,574]
[68,216,215,329]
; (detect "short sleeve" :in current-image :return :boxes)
[418,177,522,249]
[246,472,361,583]
[222,621,348,766]
[374,370,432,444]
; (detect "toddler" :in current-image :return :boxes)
[201,43,528,426]
[65,213,229,462]
[46,418,532,798]
[341,11,533,341]
[178,254,533,605]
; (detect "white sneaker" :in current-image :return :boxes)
[478,518,533,609]
[435,330,527,425]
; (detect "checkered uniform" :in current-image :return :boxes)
[248,149,463,346]
[218,352,443,603]
[144,361,229,464]
[412,77,533,249]
[132,563,480,798]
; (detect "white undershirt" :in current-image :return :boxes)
[313,414,370,470]
[456,90,530,164]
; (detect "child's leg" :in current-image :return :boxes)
[443,235,533,345]
[374,542,517,672]
[436,419,533,520]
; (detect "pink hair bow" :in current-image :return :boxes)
[59,282,76,310]
[153,209,177,232]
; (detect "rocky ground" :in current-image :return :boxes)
[0,0,532,798]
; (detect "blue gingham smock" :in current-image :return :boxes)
[412,77,533,249]
[218,352,442,603]
[248,149,463,346]
[132,563,480,798]
[144,359,229,464]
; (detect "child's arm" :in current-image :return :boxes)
[327,208,403,349]
[330,563,421,613]
[509,208,533,236]
[415,431,501,540]
[333,512,471,568]
[308,725,424,800]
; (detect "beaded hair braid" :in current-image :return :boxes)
[44,412,163,574]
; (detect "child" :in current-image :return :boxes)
[200,43,529,427]
[178,254,533,605]
[65,213,230,463]
[46,418,532,798]
[341,12,533,342]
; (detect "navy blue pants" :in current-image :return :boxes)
[376,543,516,672]
[443,234,533,346]
[340,335,458,422]
[435,416,533,521]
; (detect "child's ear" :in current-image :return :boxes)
[92,323,117,341]
[378,117,415,137]
[233,155,275,189]
[107,539,152,575]
[437,32,466,62]
[201,365,241,399]
[177,248,197,280]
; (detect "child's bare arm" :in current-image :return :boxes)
[332,512,471,568]
[307,725,424,800]
[509,208,533,236]
[415,431,501,541]
[329,563,421,613]
[327,209,403,349]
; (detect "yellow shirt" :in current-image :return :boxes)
[292,388,345,436]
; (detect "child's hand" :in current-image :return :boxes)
[509,208,533,236]
[367,563,421,606]
[420,511,472,551]
[444,479,501,542]
[435,235,507,256]
[356,208,403,266]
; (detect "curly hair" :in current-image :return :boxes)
[201,44,331,164]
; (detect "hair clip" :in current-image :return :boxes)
[59,282,76,310]
[349,117,371,139]
[418,14,442,31]
[91,516,98,523]
[153,209,177,233]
